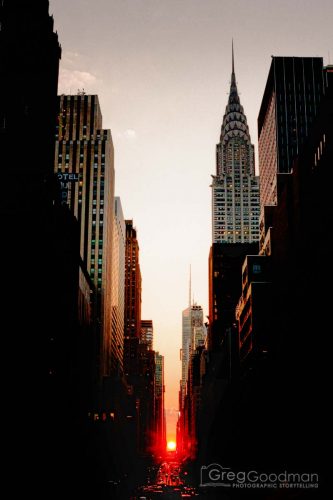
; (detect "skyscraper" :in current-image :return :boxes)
[55,94,115,377]
[181,305,191,409]
[211,45,260,244]
[110,197,126,375]
[140,320,154,350]
[258,57,324,209]
[181,303,205,409]
[124,220,142,379]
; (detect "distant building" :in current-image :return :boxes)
[212,45,260,244]
[140,320,154,350]
[154,352,166,452]
[181,303,204,408]
[190,305,205,353]
[181,306,191,409]
[124,220,142,379]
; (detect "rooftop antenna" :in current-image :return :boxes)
[231,38,237,88]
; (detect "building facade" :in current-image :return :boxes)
[181,306,191,409]
[190,305,205,354]
[181,303,204,409]
[55,94,115,378]
[110,197,126,375]
[124,220,142,379]
[258,57,324,241]
[140,320,154,350]
[212,47,260,244]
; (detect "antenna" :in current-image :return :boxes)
[231,39,237,88]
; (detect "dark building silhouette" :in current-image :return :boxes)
[137,343,156,454]
[235,254,272,365]
[208,242,258,352]
[185,344,205,458]
[0,0,61,189]
[0,2,99,497]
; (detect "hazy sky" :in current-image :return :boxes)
[50,0,332,439]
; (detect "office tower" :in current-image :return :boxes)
[55,94,115,377]
[258,57,324,209]
[180,302,205,458]
[140,320,154,350]
[110,197,126,375]
[181,302,204,409]
[124,220,142,379]
[154,352,166,452]
[212,45,260,244]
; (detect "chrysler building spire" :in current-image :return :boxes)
[219,42,251,158]
[211,43,260,244]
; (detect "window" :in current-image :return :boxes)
[253,264,261,274]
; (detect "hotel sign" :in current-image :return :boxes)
[58,172,80,204]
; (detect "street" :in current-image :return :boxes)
[133,455,200,499]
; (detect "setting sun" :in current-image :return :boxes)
[167,440,176,451]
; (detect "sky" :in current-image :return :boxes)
[50,0,333,440]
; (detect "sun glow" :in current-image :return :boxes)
[167,440,176,451]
